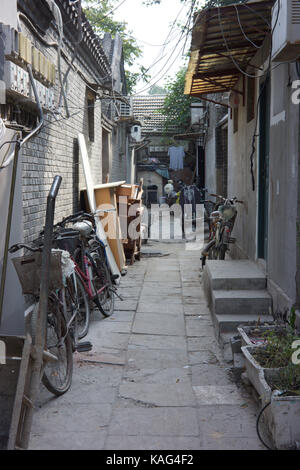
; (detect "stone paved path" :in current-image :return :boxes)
[30,241,264,450]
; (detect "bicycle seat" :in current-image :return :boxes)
[73,221,93,237]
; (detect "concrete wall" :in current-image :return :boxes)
[205,125,216,193]
[102,33,130,185]
[20,20,104,244]
[227,79,258,261]
[202,38,300,313]
[0,5,112,334]
[267,63,300,313]
[204,102,228,201]
[227,62,300,312]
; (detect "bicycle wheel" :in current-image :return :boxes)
[88,241,114,316]
[218,244,227,260]
[64,273,90,340]
[90,251,115,317]
[42,295,73,396]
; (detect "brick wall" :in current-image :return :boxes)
[19,20,105,243]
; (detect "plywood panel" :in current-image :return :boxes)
[78,133,121,283]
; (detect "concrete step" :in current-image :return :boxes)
[212,289,272,316]
[205,260,266,290]
[214,313,274,336]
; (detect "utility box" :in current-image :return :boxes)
[272,0,300,62]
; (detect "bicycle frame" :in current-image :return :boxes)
[72,252,108,300]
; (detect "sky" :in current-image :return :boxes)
[113,0,202,93]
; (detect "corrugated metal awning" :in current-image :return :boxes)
[184,0,275,97]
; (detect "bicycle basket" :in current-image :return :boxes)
[54,229,80,255]
[12,251,63,295]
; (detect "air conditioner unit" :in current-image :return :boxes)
[272,0,300,62]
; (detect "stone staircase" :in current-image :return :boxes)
[203,260,273,337]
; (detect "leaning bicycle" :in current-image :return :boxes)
[54,211,116,317]
[9,243,75,396]
[201,194,243,267]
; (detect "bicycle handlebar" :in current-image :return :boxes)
[209,193,244,204]
[40,211,95,236]
[9,243,42,254]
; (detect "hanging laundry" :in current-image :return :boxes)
[168,146,185,170]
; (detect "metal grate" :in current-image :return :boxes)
[120,102,131,116]
[292,0,300,24]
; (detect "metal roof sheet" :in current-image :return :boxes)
[184,1,275,97]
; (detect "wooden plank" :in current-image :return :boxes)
[78,133,121,283]
[94,187,126,272]
[93,181,126,190]
[7,335,31,450]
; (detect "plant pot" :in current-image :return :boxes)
[241,345,282,400]
[238,324,280,347]
[263,369,300,450]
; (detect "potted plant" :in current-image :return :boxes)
[257,364,300,450]
[241,327,299,398]
[238,323,281,347]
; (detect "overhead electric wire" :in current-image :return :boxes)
[217,0,281,80]
[234,4,261,50]
[133,2,195,95]
[141,1,188,75]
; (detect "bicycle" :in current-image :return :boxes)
[201,194,244,268]
[54,211,115,317]
[9,243,76,396]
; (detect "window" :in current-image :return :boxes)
[247,77,255,122]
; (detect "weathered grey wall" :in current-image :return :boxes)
[267,63,300,313]
[101,33,129,185]
[0,9,109,334]
[20,21,103,244]
[110,124,128,183]
[204,102,229,196]
[227,79,258,261]
[0,131,25,335]
[205,132,216,194]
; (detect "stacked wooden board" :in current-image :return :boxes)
[78,133,144,277]
[117,180,143,265]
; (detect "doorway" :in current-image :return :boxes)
[257,77,270,260]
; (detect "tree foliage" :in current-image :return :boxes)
[160,67,192,134]
[83,0,149,93]
[148,85,167,95]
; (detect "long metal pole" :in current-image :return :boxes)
[21,175,62,449]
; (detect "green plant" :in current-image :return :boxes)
[253,328,300,369]
[83,0,149,93]
[267,363,300,396]
[289,306,296,330]
[159,66,193,135]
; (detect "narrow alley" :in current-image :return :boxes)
[29,241,264,450]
